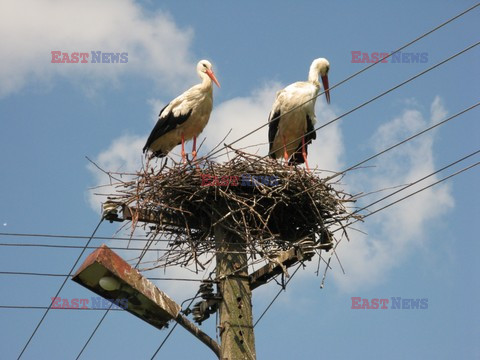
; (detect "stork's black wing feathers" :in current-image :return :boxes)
[289,115,317,165]
[268,110,281,158]
[143,104,193,154]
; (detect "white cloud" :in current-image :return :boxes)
[0,0,196,97]
[202,83,280,160]
[309,101,345,172]
[86,134,145,212]
[330,97,454,292]
[147,98,167,125]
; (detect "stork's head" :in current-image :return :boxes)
[197,60,220,87]
[309,58,330,104]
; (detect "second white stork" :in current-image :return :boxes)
[143,60,220,163]
[268,58,330,170]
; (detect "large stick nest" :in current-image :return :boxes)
[100,150,361,270]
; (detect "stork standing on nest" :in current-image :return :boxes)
[143,60,220,163]
[268,58,330,171]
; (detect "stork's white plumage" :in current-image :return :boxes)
[268,58,330,170]
[143,60,220,162]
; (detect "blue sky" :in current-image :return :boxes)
[0,0,479,359]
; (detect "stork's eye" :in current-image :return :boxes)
[203,63,208,68]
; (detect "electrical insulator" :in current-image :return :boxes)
[102,201,120,222]
[190,280,221,324]
[199,282,214,299]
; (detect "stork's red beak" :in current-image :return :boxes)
[321,75,330,104]
[206,69,220,88]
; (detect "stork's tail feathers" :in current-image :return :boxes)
[288,151,305,165]
[143,147,169,159]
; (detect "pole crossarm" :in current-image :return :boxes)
[249,240,315,291]
[102,201,200,230]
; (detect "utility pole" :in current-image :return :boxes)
[215,225,255,360]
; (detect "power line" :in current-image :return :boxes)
[75,304,112,359]
[356,161,479,222]
[0,271,203,282]
[351,149,480,218]
[253,264,302,327]
[330,150,480,236]
[0,232,293,245]
[200,3,480,163]
[17,219,104,360]
[0,242,267,254]
[150,316,180,358]
[326,101,480,181]
[0,243,172,251]
[0,232,163,242]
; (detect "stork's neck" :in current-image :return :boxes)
[199,72,214,91]
[308,66,320,85]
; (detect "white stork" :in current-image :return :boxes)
[143,60,220,163]
[268,58,330,170]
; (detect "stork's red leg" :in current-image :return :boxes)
[192,136,197,162]
[282,136,289,163]
[181,133,186,164]
[302,135,310,171]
